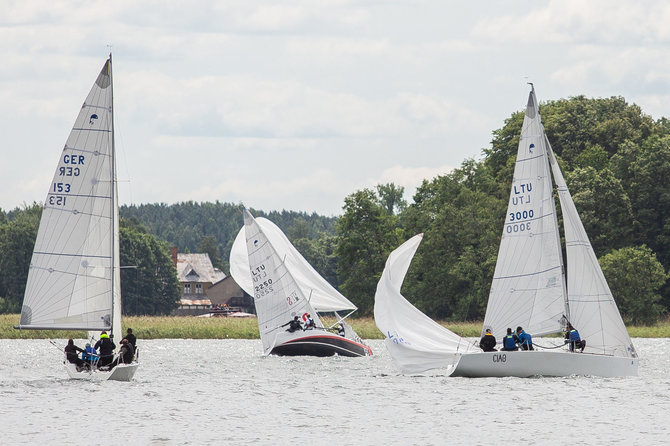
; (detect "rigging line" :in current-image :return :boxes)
[492,264,562,280]
[82,103,110,111]
[515,153,547,163]
[71,127,112,133]
[46,192,112,200]
[32,251,112,259]
[49,340,64,353]
[63,141,112,153]
[42,205,112,220]
[533,341,567,350]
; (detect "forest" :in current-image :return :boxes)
[1,94,668,324]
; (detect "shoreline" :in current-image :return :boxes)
[2,314,669,339]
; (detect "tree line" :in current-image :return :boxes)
[1,95,668,323]
[336,95,669,324]
[0,206,181,315]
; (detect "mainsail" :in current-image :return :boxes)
[546,141,636,357]
[18,56,121,338]
[230,217,357,313]
[374,234,474,373]
[482,87,567,340]
[242,209,322,354]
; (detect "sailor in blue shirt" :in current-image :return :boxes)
[565,324,586,352]
[516,326,534,350]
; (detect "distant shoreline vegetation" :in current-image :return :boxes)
[2,314,669,339]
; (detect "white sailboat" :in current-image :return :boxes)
[374,86,638,377]
[231,209,372,357]
[15,55,138,381]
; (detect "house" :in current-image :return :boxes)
[171,247,254,316]
[207,276,252,312]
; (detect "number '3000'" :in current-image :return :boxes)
[506,222,530,233]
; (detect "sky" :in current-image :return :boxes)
[1,0,670,216]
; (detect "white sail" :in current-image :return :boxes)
[242,209,321,354]
[19,57,120,337]
[483,88,567,340]
[230,217,356,313]
[546,142,636,357]
[374,234,474,373]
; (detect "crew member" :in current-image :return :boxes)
[282,316,303,333]
[109,339,135,369]
[304,314,315,330]
[516,326,534,350]
[565,324,586,352]
[501,327,519,351]
[124,328,137,349]
[479,328,497,352]
[81,343,98,366]
[64,339,86,369]
[94,331,116,367]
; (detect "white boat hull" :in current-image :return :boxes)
[449,350,638,378]
[64,362,139,382]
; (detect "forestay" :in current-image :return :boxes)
[230,217,357,313]
[483,88,567,340]
[546,142,636,358]
[374,234,474,373]
[18,58,121,338]
[242,209,322,354]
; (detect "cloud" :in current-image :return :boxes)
[4,0,670,216]
[473,0,670,45]
[376,164,453,186]
[355,164,455,203]
[162,167,348,215]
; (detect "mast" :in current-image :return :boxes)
[109,53,122,341]
[545,134,570,324]
[531,83,570,325]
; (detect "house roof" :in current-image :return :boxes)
[176,253,226,284]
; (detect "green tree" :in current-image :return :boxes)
[376,183,407,215]
[566,167,635,254]
[600,246,667,324]
[199,234,223,270]
[293,233,340,288]
[611,136,670,267]
[542,95,653,167]
[402,165,503,320]
[288,217,311,240]
[120,222,181,315]
[573,144,610,171]
[336,188,402,315]
[0,204,42,313]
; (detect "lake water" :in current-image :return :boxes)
[1,338,668,445]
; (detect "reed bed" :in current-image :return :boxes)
[2,314,669,339]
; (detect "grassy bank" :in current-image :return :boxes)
[2,314,669,339]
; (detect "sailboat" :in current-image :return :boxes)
[14,55,139,381]
[230,209,372,357]
[374,86,638,377]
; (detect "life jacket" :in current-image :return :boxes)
[569,329,580,341]
[503,334,517,349]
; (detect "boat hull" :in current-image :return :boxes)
[64,362,139,381]
[270,334,372,357]
[449,350,638,378]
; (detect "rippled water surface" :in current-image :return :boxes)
[1,338,669,445]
